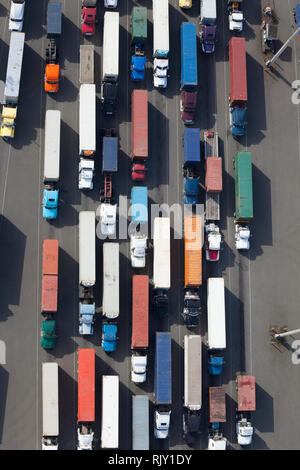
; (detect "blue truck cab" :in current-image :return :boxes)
[102,323,118,352]
[183,128,200,205]
[208,355,224,375]
[131,54,146,81]
[43,188,59,219]
[230,107,247,137]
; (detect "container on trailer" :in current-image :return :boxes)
[102,137,118,172]
[184,335,202,410]
[154,332,172,405]
[131,7,147,44]
[131,90,148,160]
[131,275,149,349]
[80,45,94,84]
[42,363,59,440]
[237,376,256,412]
[132,395,149,450]
[183,128,200,165]
[79,84,96,156]
[4,31,25,103]
[79,211,96,287]
[153,218,170,290]
[41,275,58,313]
[207,278,226,350]
[181,23,197,90]
[209,387,226,423]
[103,12,119,81]
[43,239,59,276]
[102,243,119,319]
[44,110,61,181]
[184,214,202,287]
[101,375,119,449]
[78,349,95,423]
[131,187,148,224]
[206,157,222,192]
[47,2,62,36]
[153,0,169,57]
[229,38,247,106]
[200,0,217,24]
[234,151,253,221]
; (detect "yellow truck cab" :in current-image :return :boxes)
[179,0,192,8]
[0,106,17,139]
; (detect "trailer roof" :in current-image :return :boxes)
[101,376,119,449]
[209,387,226,423]
[102,137,118,172]
[234,151,253,220]
[43,239,59,276]
[80,45,94,84]
[4,32,25,102]
[184,335,201,410]
[131,186,148,224]
[207,278,226,349]
[47,2,62,36]
[78,349,95,422]
[181,22,197,89]
[184,214,202,287]
[155,332,172,405]
[79,84,96,154]
[237,375,256,411]
[42,363,59,436]
[131,275,149,349]
[184,128,200,164]
[153,217,170,289]
[131,90,148,159]
[132,395,149,450]
[229,37,247,103]
[132,7,147,41]
[79,211,96,286]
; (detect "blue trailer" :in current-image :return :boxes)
[183,128,200,205]
[102,136,118,173]
[180,23,198,90]
[131,187,148,224]
[154,332,172,439]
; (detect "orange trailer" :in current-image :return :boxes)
[184,214,202,287]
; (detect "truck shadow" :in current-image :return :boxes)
[0,366,9,444]
[246,53,267,144]
[23,0,45,41]
[147,101,169,187]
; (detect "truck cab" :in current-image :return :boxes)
[131,355,147,383]
[77,428,94,450]
[183,174,199,205]
[200,25,216,53]
[208,355,224,375]
[236,418,253,446]
[79,302,95,335]
[9,0,25,32]
[180,91,197,125]
[153,292,168,318]
[81,1,97,36]
[99,203,117,236]
[0,106,17,140]
[235,224,250,250]
[182,295,201,327]
[153,59,168,89]
[101,82,117,115]
[102,323,118,352]
[43,189,59,219]
[208,435,227,450]
[183,412,201,445]
[130,234,147,268]
[78,159,94,190]
[228,1,244,32]
[205,223,221,262]
[131,163,146,181]
[41,320,56,349]
[131,54,146,81]
[229,107,247,137]
[154,410,171,439]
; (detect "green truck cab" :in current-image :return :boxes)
[234,151,253,250]
[41,319,57,349]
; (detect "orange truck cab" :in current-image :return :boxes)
[45,63,59,93]
[44,3,62,93]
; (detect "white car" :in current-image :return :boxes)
[104,0,118,8]
[9,0,25,32]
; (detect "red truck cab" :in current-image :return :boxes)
[81,1,97,36]
[180,91,197,125]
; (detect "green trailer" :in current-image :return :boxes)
[234,151,253,222]
[131,7,147,45]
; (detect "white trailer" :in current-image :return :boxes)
[153,217,170,289]
[4,31,25,103]
[103,12,119,82]
[153,0,169,88]
[42,363,59,450]
[101,375,119,449]
[79,211,96,288]
[79,84,96,190]
[44,110,61,182]
[207,278,226,350]
[132,395,149,450]
[102,243,119,319]
[80,45,94,84]
[184,335,202,411]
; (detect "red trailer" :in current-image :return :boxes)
[209,387,226,423]
[229,37,247,107]
[43,239,59,275]
[237,375,256,411]
[131,275,149,349]
[131,90,148,181]
[205,157,222,193]
[78,349,95,422]
[41,275,58,313]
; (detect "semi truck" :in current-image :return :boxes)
[101,376,119,449]
[101,11,119,115]
[208,386,227,450]
[154,332,171,439]
[183,128,200,205]
[41,239,59,350]
[153,217,170,318]
[79,211,96,335]
[199,0,217,53]
[99,130,118,236]
[207,278,226,375]
[102,243,119,352]
[180,23,198,125]
[152,0,169,88]
[131,90,148,181]
[183,335,201,445]
[80,45,94,85]
[261,5,278,56]
[236,375,256,446]
[204,130,222,261]
[42,362,59,450]
[77,349,95,450]
[182,214,202,327]
[229,37,247,137]
[78,84,96,190]
[228,0,244,32]
[130,7,147,81]
[0,31,25,140]
[131,275,149,383]
[233,151,253,250]
[132,395,149,450]
[44,2,62,93]
[81,0,97,36]
[43,110,61,220]
[130,186,148,268]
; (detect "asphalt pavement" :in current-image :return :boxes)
[0,0,299,450]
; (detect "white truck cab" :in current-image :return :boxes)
[235,224,250,250]
[236,418,253,445]
[78,160,94,190]
[154,410,171,439]
[229,11,244,32]
[130,235,147,268]
[131,355,147,383]
[99,203,117,236]
[77,429,94,450]
[153,59,168,88]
